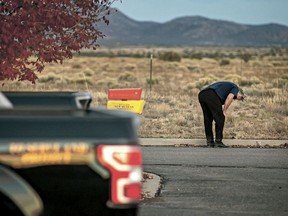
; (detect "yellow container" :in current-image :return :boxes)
[107,100,145,114]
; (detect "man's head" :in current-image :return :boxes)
[237,88,245,101]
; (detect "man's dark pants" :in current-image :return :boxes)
[198,89,225,143]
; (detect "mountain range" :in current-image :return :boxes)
[97,9,288,47]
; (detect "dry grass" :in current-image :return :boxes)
[1,47,288,140]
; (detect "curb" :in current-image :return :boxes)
[140,138,288,147]
[141,172,161,200]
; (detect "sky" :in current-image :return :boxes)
[112,0,288,26]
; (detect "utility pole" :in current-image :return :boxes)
[149,54,153,92]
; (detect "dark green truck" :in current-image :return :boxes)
[0,92,142,216]
[3,91,92,109]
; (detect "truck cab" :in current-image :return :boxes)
[0,92,142,216]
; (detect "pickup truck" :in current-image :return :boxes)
[0,93,142,216]
[3,91,92,109]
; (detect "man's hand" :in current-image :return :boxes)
[223,93,235,116]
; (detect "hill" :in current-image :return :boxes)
[98,9,288,47]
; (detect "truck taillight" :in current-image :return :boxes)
[97,145,142,205]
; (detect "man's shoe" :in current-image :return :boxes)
[214,141,229,148]
[207,141,215,148]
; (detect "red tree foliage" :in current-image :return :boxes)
[0,0,118,83]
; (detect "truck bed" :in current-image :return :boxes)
[0,108,138,142]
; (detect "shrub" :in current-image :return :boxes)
[118,72,137,82]
[187,66,202,73]
[146,78,159,85]
[74,78,92,85]
[158,51,181,62]
[219,59,230,66]
[72,63,82,69]
[38,72,59,83]
[223,74,242,84]
[240,53,252,63]
[124,64,137,71]
[193,76,218,90]
[189,52,203,60]
[239,76,261,87]
[272,78,288,89]
[83,68,94,77]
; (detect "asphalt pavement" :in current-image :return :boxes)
[140,138,288,216]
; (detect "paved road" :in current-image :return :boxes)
[139,147,288,216]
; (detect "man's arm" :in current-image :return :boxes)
[223,93,235,116]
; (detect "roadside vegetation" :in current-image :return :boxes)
[2,47,288,140]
